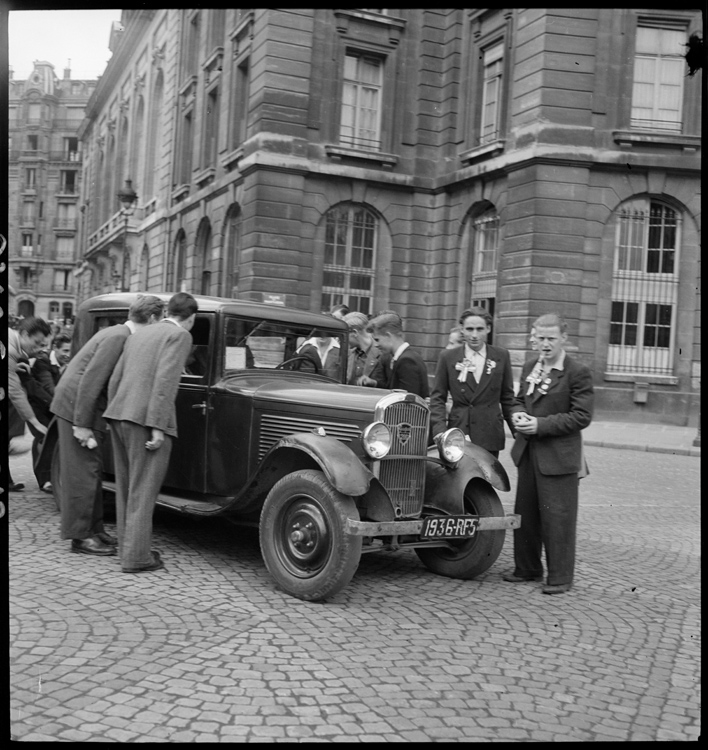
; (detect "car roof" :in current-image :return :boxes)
[76,292,349,329]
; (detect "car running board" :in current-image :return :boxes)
[102,480,225,515]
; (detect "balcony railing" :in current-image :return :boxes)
[20,247,34,257]
[49,151,82,162]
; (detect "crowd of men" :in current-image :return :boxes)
[7,297,594,594]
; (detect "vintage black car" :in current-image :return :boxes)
[42,293,520,601]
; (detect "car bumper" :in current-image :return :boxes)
[345,513,521,537]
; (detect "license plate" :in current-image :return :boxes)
[420,515,479,540]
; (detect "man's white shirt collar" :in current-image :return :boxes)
[392,342,410,362]
[125,320,138,334]
[464,344,487,361]
[49,350,61,367]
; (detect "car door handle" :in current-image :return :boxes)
[191,402,214,415]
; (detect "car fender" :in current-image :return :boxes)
[424,442,510,515]
[260,432,374,497]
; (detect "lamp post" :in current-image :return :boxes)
[116,179,138,292]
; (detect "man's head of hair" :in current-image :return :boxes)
[128,294,165,324]
[367,311,403,337]
[52,333,72,350]
[18,317,52,339]
[343,311,369,332]
[168,292,198,321]
[532,313,567,335]
[459,307,493,328]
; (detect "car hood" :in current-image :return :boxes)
[217,373,391,414]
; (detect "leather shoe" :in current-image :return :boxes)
[503,572,543,583]
[71,536,117,556]
[9,482,25,492]
[96,530,118,546]
[122,551,165,574]
[543,583,572,595]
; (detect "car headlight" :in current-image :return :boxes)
[437,428,466,464]
[362,421,391,459]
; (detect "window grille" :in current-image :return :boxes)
[608,201,680,375]
[631,26,686,132]
[469,210,500,305]
[340,54,383,152]
[322,205,377,315]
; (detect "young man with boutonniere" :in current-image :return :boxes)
[506,313,594,595]
[430,307,516,458]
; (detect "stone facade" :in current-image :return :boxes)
[77,8,701,425]
[8,61,97,324]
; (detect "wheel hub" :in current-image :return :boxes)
[278,497,332,576]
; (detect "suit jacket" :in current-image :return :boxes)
[510,354,594,475]
[430,344,516,452]
[104,320,193,438]
[26,354,62,426]
[51,324,131,433]
[371,346,429,399]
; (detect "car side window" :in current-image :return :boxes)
[183,315,212,380]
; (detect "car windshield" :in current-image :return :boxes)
[223,316,347,380]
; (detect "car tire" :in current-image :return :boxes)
[259,469,362,601]
[415,479,506,580]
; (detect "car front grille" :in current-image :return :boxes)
[376,395,430,519]
[259,414,361,460]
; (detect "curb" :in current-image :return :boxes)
[583,440,700,458]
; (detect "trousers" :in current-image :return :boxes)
[56,416,107,540]
[109,420,172,570]
[513,442,579,586]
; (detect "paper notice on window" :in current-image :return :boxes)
[225,347,247,370]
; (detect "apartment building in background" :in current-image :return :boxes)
[8,61,97,324]
[75,8,701,425]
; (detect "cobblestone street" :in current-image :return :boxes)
[9,444,700,742]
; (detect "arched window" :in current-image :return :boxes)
[49,300,60,319]
[173,230,187,292]
[145,72,164,198]
[607,198,680,375]
[222,204,242,297]
[195,219,212,295]
[467,205,500,319]
[321,204,377,315]
[122,251,131,292]
[62,302,73,322]
[139,244,150,290]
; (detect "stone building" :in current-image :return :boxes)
[8,61,97,324]
[77,8,701,424]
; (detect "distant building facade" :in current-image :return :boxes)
[8,61,97,324]
[77,8,701,424]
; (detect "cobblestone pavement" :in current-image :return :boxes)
[9,444,700,742]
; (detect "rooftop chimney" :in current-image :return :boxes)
[64,59,71,80]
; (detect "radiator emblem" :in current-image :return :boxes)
[398,423,412,446]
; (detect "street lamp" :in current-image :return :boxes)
[116,179,138,292]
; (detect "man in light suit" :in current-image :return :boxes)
[430,307,515,457]
[104,292,197,574]
[51,295,165,555]
[505,313,594,595]
[358,310,429,399]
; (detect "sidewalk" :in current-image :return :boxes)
[507,420,700,457]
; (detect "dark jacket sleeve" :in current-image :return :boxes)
[536,362,594,438]
[32,357,59,400]
[395,352,429,399]
[498,349,518,433]
[429,350,451,436]
[369,353,390,388]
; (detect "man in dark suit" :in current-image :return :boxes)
[430,307,515,457]
[505,313,594,595]
[51,295,165,556]
[104,292,197,574]
[358,310,429,399]
[25,333,72,490]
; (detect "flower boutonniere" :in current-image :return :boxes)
[525,360,544,395]
[485,359,497,376]
[455,358,474,383]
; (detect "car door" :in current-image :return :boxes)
[162,313,215,494]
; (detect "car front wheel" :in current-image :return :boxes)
[415,479,506,579]
[259,469,362,601]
